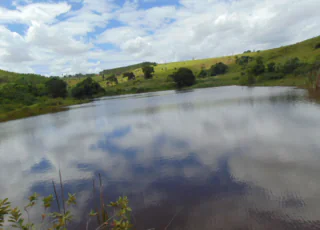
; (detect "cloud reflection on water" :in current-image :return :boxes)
[1,86,320,229]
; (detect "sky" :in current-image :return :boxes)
[0,0,319,76]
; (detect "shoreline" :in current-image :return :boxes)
[0,81,311,123]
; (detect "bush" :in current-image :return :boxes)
[171,68,196,88]
[315,43,320,49]
[71,77,105,99]
[197,69,208,78]
[209,62,228,76]
[267,62,276,72]
[248,56,265,76]
[123,72,135,80]
[235,56,253,66]
[106,75,118,84]
[45,77,67,98]
[282,57,300,74]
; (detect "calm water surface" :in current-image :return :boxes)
[1,86,320,229]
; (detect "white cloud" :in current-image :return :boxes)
[0,0,320,75]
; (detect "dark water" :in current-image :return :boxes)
[1,86,320,229]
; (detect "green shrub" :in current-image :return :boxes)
[71,77,105,99]
[247,56,265,76]
[209,62,228,76]
[45,77,68,98]
[197,69,208,78]
[171,67,196,88]
[282,57,301,74]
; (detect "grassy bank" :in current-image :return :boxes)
[0,98,90,122]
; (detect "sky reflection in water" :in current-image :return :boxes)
[1,86,320,229]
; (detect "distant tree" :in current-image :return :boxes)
[282,57,301,74]
[142,66,154,79]
[267,62,276,72]
[106,74,118,84]
[243,50,251,53]
[235,56,253,66]
[102,75,105,80]
[197,69,208,78]
[45,77,67,98]
[171,68,196,88]
[247,56,265,76]
[209,62,228,76]
[123,72,136,80]
[71,77,105,99]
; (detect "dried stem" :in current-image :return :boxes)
[52,180,61,213]
[24,207,30,230]
[92,178,101,225]
[164,208,183,230]
[59,170,66,216]
[98,173,107,223]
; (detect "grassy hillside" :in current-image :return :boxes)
[66,35,319,95]
[100,62,157,75]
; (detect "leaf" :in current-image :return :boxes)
[66,193,76,206]
[89,210,97,217]
[42,194,53,209]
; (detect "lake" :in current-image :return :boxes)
[1,86,320,229]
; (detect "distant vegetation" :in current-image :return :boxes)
[46,77,68,98]
[170,67,196,88]
[71,77,105,99]
[100,62,157,76]
[123,72,135,80]
[1,36,320,122]
[142,65,155,79]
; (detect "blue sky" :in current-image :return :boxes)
[0,0,319,75]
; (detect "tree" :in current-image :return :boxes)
[123,72,135,80]
[248,56,265,76]
[71,77,105,99]
[282,57,300,74]
[142,66,154,79]
[106,75,118,84]
[267,62,276,72]
[45,77,67,98]
[171,68,196,88]
[197,69,208,78]
[236,56,253,66]
[209,62,228,76]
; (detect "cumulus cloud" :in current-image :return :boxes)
[0,0,319,75]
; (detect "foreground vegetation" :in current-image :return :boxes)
[0,174,133,230]
[1,36,320,122]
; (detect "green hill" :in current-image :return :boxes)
[1,35,320,122]
[100,62,157,76]
[91,35,320,94]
